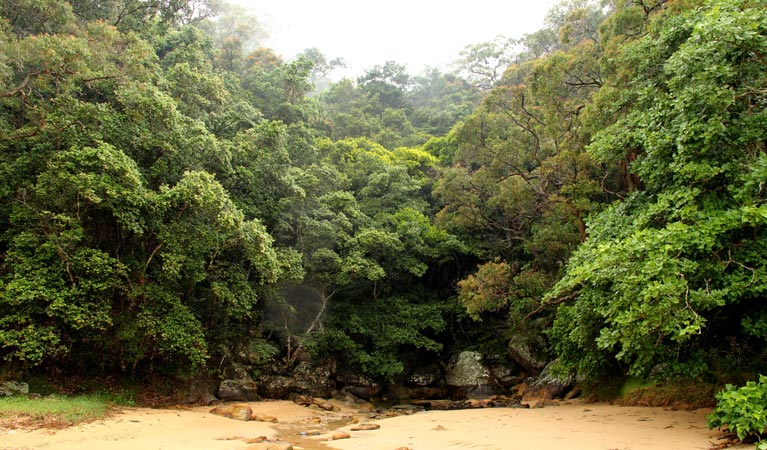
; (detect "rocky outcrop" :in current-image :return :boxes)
[0,381,29,397]
[520,359,574,408]
[507,334,547,375]
[258,375,297,399]
[183,377,218,405]
[252,361,334,400]
[444,351,498,399]
[292,362,334,398]
[331,390,375,411]
[384,383,445,401]
[445,352,490,386]
[387,367,446,400]
[487,360,522,391]
[336,372,382,400]
[406,371,438,388]
[218,378,260,402]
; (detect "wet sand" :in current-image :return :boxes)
[0,399,749,450]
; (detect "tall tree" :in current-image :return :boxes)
[547,0,767,381]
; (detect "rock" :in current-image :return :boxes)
[444,352,498,400]
[317,401,335,411]
[466,399,495,408]
[218,378,260,402]
[520,359,574,408]
[183,377,217,405]
[507,333,547,375]
[0,381,29,397]
[410,399,463,410]
[259,376,297,399]
[245,437,268,444]
[331,390,375,411]
[253,414,278,423]
[350,423,380,431]
[337,373,382,400]
[331,430,351,440]
[210,403,253,421]
[564,385,581,401]
[455,384,499,400]
[293,394,315,406]
[391,404,425,412]
[406,371,438,387]
[486,358,523,390]
[385,384,445,401]
[293,362,334,398]
[230,362,253,380]
[245,441,293,450]
[445,352,490,386]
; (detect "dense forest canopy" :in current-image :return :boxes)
[0,0,766,400]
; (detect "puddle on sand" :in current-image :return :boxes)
[273,416,355,450]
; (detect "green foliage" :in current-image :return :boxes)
[2,0,761,394]
[0,394,114,426]
[308,295,445,379]
[708,376,767,444]
[548,0,767,380]
[435,0,611,360]
[458,259,512,319]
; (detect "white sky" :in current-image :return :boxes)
[235,0,558,77]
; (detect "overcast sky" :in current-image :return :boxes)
[235,0,558,77]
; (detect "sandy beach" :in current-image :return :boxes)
[0,399,750,450]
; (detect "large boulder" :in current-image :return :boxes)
[0,381,29,397]
[258,375,297,399]
[331,389,375,411]
[520,359,574,407]
[183,377,218,405]
[336,372,382,400]
[218,378,260,402]
[445,351,498,399]
[384,366,445,401]
[507,334,547,375]
[292,362,334,398]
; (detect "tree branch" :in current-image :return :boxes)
[524,290,580,321]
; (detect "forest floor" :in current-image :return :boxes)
[0,398,750,450]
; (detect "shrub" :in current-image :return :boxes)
[707,375,767,448]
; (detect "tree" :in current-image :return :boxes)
[454,35,519,90]
[0,5,298,376]
[435,0,611,364]
[547,0,767,381]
